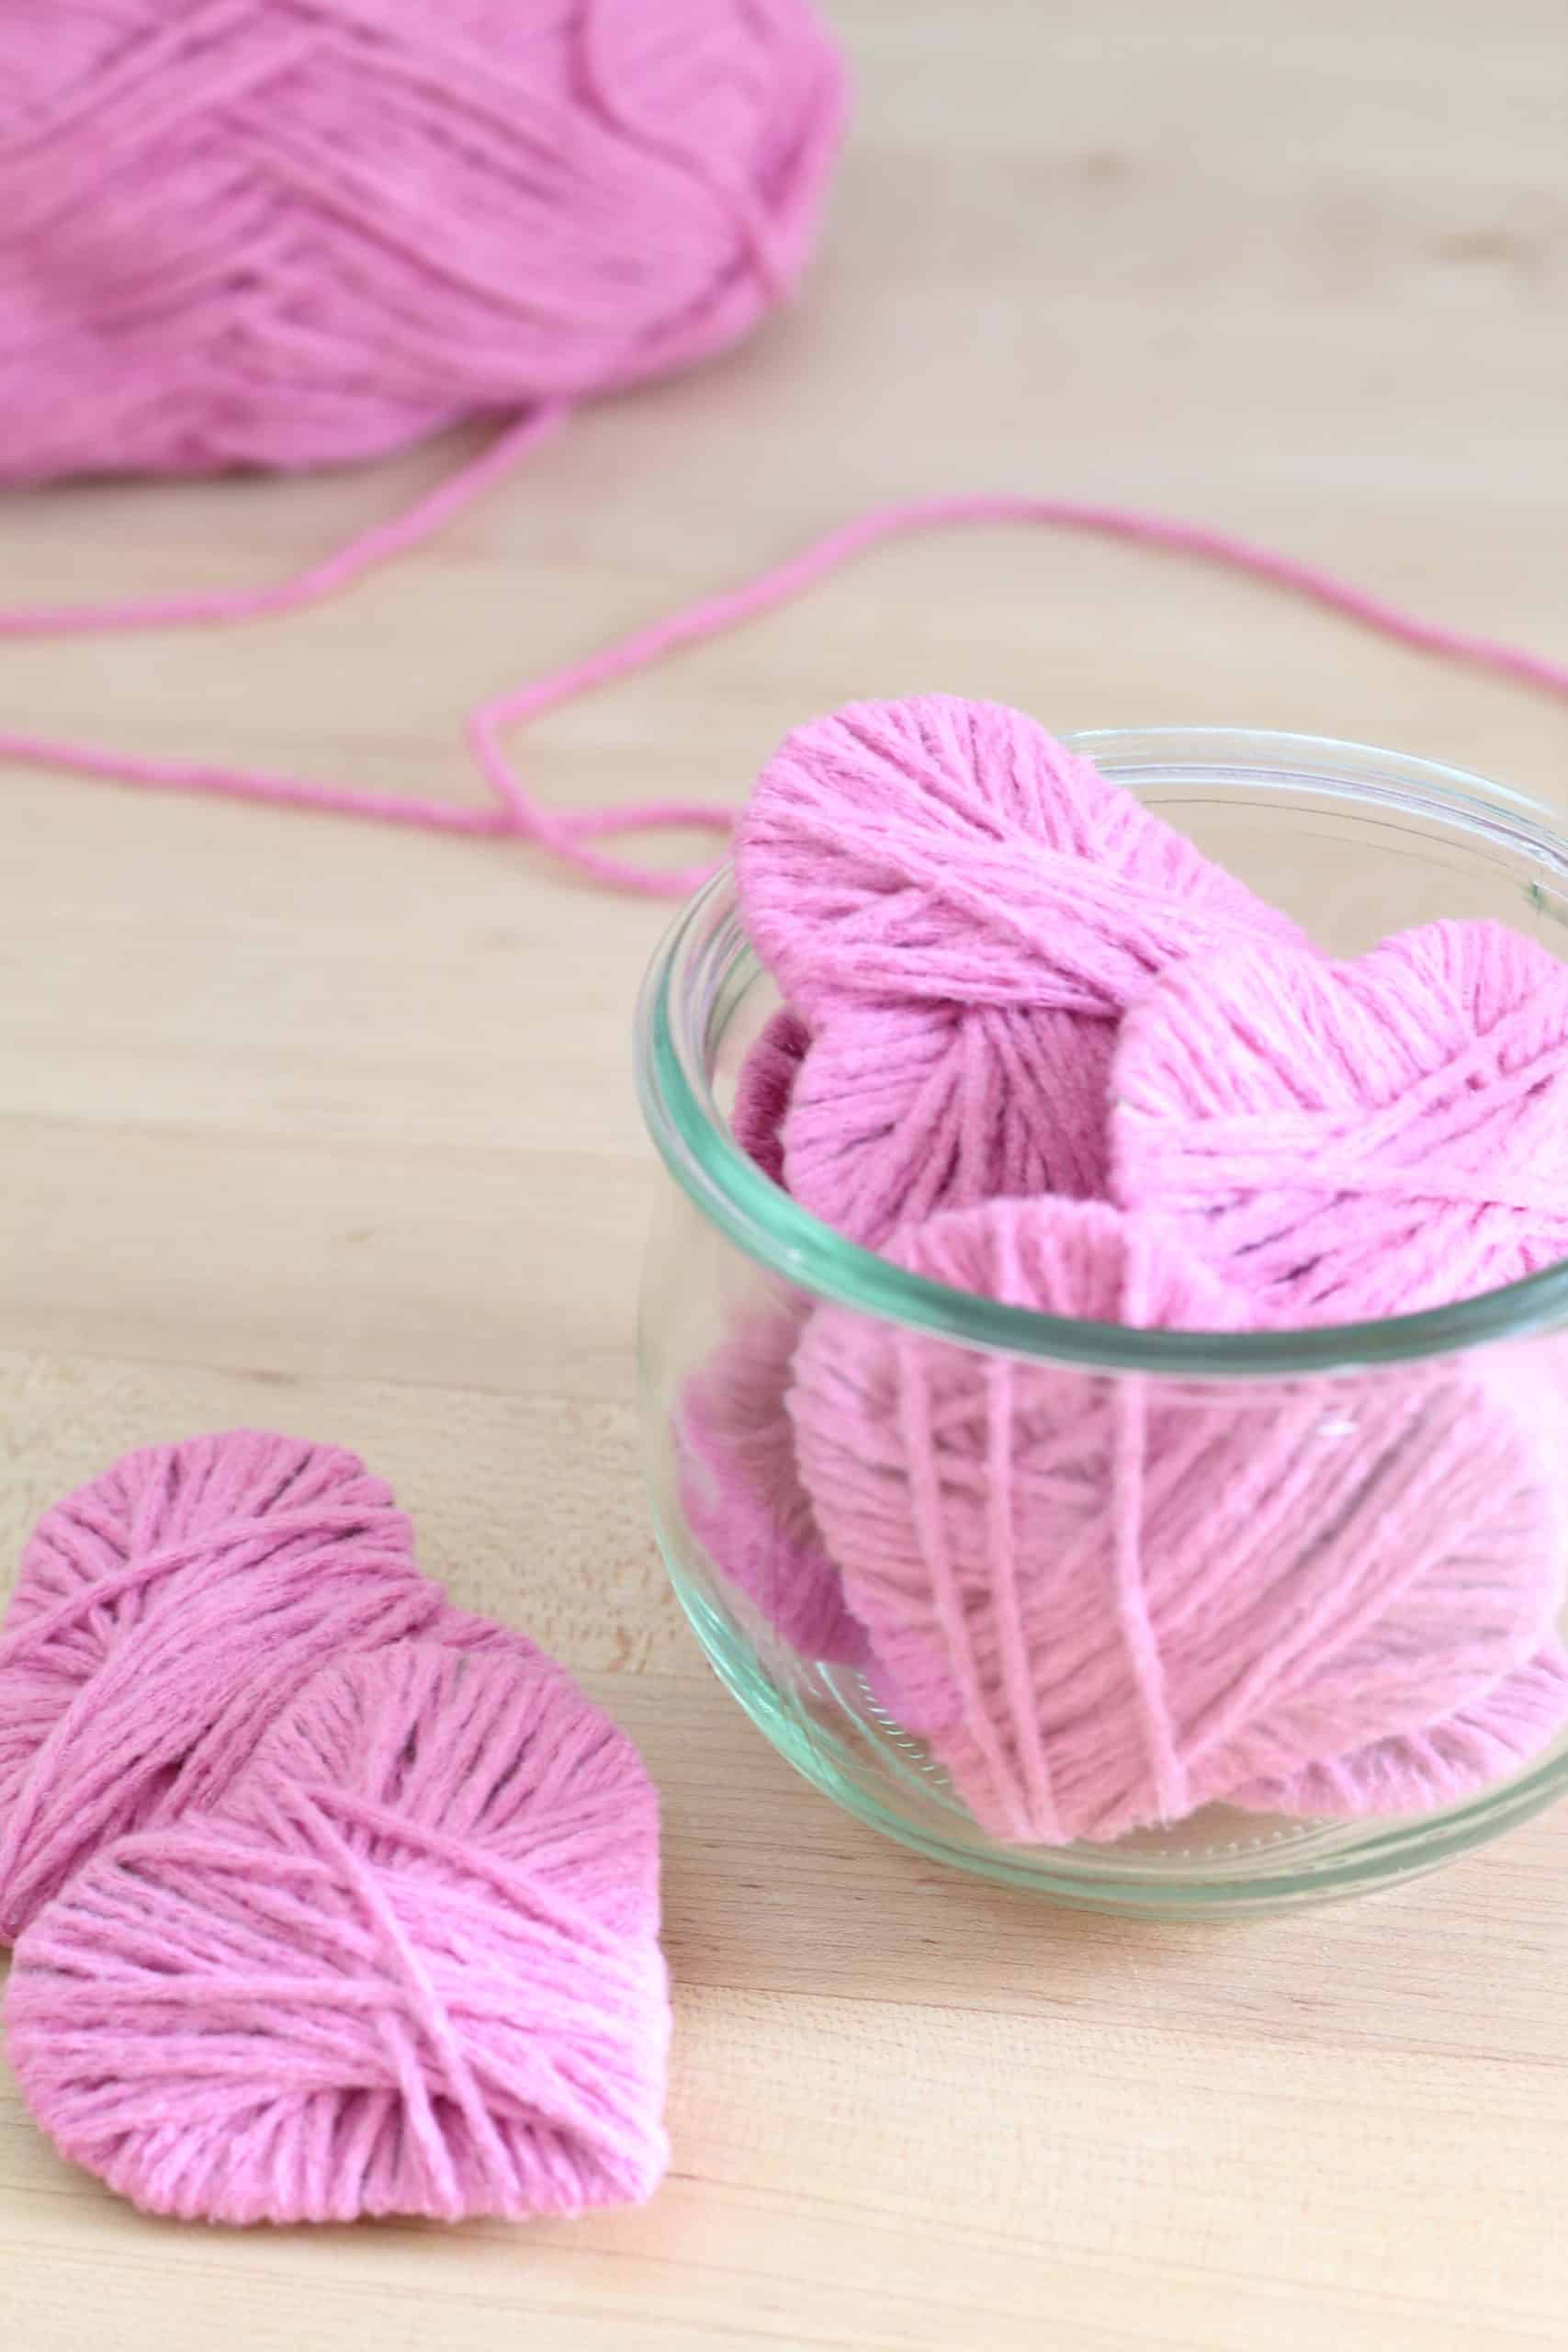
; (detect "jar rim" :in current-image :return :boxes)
[635,724,1568,1376]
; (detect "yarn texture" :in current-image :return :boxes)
[0,1431,446,1942]
[0,0,845,482]
[736,694,1303,1246]
[731,1006,811,1187]
[1112,919,1568,1323]
[680,1299,868,1665]
[6,1638,670,2224]
[1230,1641,1568,1820]
[788,1194,1565,1843]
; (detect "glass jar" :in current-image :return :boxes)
[636,728,1568,1912]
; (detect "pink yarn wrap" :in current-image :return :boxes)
[6,482,1568,897]
[1112,920,1568,1325]
[789,1197,1567,1844]
[0,0,845,482]
[6,1638,670,2224]
[0,1431,449,1942]
[736,695,1303,1246]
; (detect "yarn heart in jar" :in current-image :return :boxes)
[0,1432,447,1942]
[789,1196,1568,1844]
[1111,918,1568,1323]
[736,695,1303,1247]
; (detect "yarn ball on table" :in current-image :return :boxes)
[789,1196,1568,1844]
[0,1430,466,1942]
[736,695,1305,1249]
[6,1637,670,2223]
[1112,918,1568,1324]
[0,0,846,481]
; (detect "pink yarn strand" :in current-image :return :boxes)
[0,409,569,639]
[5,467,1568,898]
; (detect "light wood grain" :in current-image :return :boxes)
[4,4,1568,2345]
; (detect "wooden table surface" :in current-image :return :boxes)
[4,6,1568,2346]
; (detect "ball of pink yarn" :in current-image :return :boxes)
[0,1430,449,1941]
[736,695,1303,1247]
[790,1196,1568,1844]
[0,0,845,481]
[6,1638,670,2223]
[1112,919,1568,1323]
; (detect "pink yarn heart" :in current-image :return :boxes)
[737,694,1303,1246]
[790,1196,1565,1845]
[6,1638,670,2225]
[1112,918,1568,1323]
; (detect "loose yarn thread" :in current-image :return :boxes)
[8,490,1568,896]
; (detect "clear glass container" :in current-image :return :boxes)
[636,729,1568,1912]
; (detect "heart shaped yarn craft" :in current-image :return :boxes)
[0,1431,450,1943]
[736,694,1304,1247]
[789,1196,1567,1844]
[1112,918,1568,1324]
[6,1638,670,2225]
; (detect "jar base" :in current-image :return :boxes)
[660,1532,1568,1916]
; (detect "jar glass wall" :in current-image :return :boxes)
[636,729,1568,1912]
